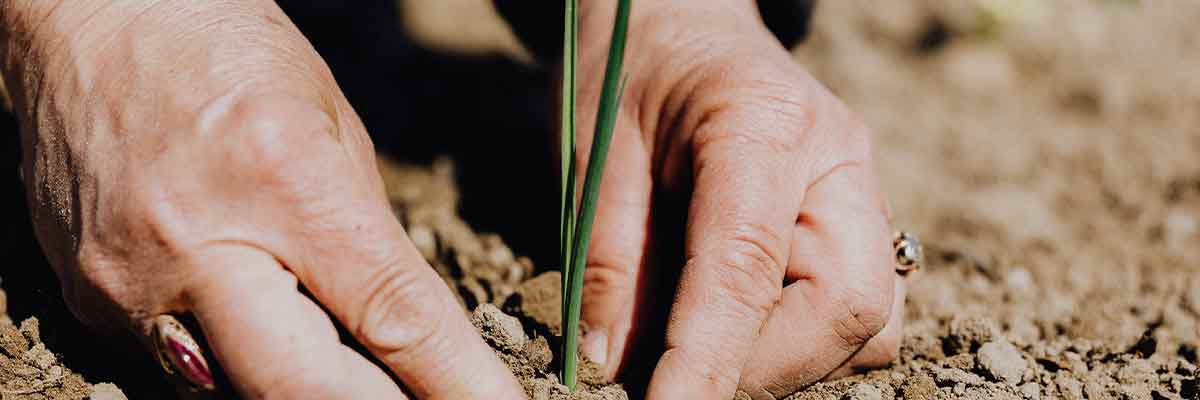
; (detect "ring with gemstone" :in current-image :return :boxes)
[152,315,215,391]
[893,231,923,274]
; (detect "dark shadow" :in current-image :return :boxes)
[279,0,559,266]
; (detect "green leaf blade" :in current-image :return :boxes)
[562,0,632,391]
[559,0,579,339]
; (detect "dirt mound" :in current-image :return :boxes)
[382,160,626,399]
[0,318,124,400]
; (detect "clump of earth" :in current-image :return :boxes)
[0,313,126,399]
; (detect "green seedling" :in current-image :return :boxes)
[560,0,632,391]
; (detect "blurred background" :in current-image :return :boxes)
[2,0,1199,398]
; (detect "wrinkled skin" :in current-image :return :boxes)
[0,0,902,399]
[573,2,904,399]
[0,1,521,399]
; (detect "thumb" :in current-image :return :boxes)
[576,115,654,378]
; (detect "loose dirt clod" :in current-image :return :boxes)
[472,303,529,353]
[842,383,883,400]
[505,271,563,336]
[471,301,626,399]
[900,375,937,400]
[978,341,1026,385]
[947,316,1001,355]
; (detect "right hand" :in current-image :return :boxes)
[1,1,524,398]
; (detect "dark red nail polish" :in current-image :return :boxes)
[166,336,215,389]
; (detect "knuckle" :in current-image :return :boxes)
[692,118,799,163]
[830,285,892,351]
[210,93,338,179]
[702,227,787,317]
[690,66,815,148]
[581,256,636,300]
[354,265,444,359]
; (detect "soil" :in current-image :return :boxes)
[0,317,120,399]
[3,0,1200,399]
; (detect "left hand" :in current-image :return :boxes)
[572,1,905,399]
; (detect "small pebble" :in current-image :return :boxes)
[843,383,883,400]
[978,341,1027,385]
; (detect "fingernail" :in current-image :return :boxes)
[582,328,609,367]
[165,336,215,389]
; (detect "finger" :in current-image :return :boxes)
[645,126,806,399]
[825,274,905,380]
[575,113,655,378]
[285,200,525,399]
[738,165,896,400]
[185,245,405,399]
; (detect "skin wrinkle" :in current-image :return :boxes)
[572,5,897,397]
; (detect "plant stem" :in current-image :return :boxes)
[562,0,632,391]
[559,0,579,320]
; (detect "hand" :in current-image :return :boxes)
[573,1,904,399]
[1,1,524,398]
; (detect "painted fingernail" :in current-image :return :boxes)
[582,328,609,367]
[165,336,215,389]
[155,315,215,390]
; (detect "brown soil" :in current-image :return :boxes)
[4,1,1200,399]
[382,160,624,399]
[0,317,123,399]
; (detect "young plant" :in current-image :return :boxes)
[560,0,632,391]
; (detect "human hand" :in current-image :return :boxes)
[0,1,524,398]
[572,1,904,399]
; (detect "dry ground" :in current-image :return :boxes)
[2,0,1199,399]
